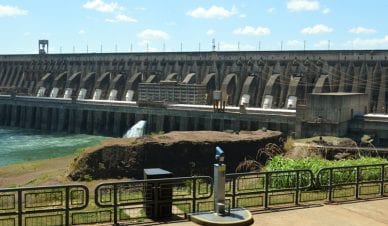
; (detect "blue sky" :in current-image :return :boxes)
[1,0,388,54]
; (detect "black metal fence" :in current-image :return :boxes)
[94,176,213,225]
[0,164,387,226]
[0,185,88,226]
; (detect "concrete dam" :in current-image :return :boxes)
[0,50,388,139]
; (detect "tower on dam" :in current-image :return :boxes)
[0,48,387,142]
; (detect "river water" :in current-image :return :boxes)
[0,127,107,166]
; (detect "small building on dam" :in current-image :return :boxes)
[0,48,388,144]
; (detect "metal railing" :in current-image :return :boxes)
[94,176,213,225]
[225,169,314,209]
[0,164,387,225]
[0,184,88,226]
[316,163,388,202]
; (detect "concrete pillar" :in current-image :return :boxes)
[104,112,114,135]
[146,114,154,133]
[193,117,199,130]
[258,122,269,130]
[179,117,188,131]
[351,69,360,93]
[204,117,214,130]
[377,69,387,113]
[0,105,4,125]
[25,106,34,129]
[93,111,103,135]
[86,110,94,134]
[10,105,18,127]
[41,108,49,130]
[232,120,240,132]
[34,107,42,130]
[3,105,10,126]
[169,116,175,131]
[124,113,133,131]
[19,106,26,128]
[50,108,58,131]
[245,121,251,131]
[68,109,75,133]
[75,110,83,134]
[113,112,122,136]
[155,115,165,132]
[57,109,66,132]
[219,119,225,131]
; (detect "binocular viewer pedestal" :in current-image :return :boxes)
[189,146,253,225]
[189,207,253,226]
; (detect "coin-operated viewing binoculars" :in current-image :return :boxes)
[189,146,254,225]
[214,146,226,215]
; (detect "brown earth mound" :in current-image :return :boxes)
[68,130,283,180]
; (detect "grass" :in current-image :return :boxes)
[265,156,388,176]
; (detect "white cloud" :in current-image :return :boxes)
[83,0,122,13]
[23,32,31,36]
[267,8,275,13]
[78,29,86,35]
[346,36,388,49]
[287,40,304,47]
[322,8,330,14]
[0,5,28,17]
[349,26,376,34]
[186,5,238,19]
[206,29,215,36]
[287,0,320,12]
[138,29,169,41]
[219,42,255,51]
[301,24,333,35]
[106,14,137,23]
[233,26,271,36]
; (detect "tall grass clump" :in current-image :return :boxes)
[266,156,388,176]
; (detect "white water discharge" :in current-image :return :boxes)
[123,120,147,138]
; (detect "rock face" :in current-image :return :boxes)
[68,130,283,180]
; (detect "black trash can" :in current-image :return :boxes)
[144,168,173,220]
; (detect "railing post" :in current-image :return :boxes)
[192,177,197,213]
[355,166,360,199]
[264,173,269,209]
[232,177,236,208]
[295,171,300,206]
[154,182,159,219]
[17,190,22,226]
[381,165,385,197]
[65,187,70,226]
[113,184,119,225]
[328,169,333,203]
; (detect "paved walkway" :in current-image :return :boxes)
[165,199,388,226]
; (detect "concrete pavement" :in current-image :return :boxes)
[165,199,388,226]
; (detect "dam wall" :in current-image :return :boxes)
[0,50,387,112]
[0,50,388,139]
[0,95,295,136]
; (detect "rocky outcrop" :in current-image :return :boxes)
[68,130,283,180]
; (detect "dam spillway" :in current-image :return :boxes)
[0,50,388,139]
